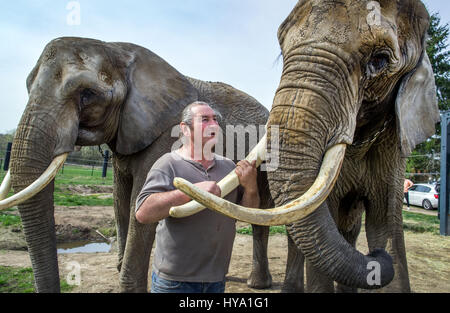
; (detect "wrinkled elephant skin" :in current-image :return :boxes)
[248,0,439,292]
[9,37,268,292]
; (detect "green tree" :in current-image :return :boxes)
[426,13,450,112]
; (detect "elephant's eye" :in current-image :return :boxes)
[367,52,390,75]
[80,88,97,107]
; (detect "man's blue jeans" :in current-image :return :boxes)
[150,271,226,293]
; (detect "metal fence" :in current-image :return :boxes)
[0,143,441,181]
[0,144,113,179]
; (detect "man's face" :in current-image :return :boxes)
[186,104,220,149]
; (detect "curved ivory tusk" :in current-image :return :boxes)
[169,133,267,218]
[173,144,346,226]
[0,153,68,210]
[0,170,11,201]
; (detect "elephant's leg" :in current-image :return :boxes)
[119,214,157,292]
[247,224,272,289]
[281,232,305,293]
[113,167,133,272]
[384,223,410,292]
[305,261,335,293]
[365,195,411,292]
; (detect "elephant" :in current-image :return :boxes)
[173,0,440,292]
[0,37,269,292]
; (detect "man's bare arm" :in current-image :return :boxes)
[136,181,221,224]
[136,190,191,224]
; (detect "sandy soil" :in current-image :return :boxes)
[0,205,448,293]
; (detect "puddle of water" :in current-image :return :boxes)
[57,241,111,254]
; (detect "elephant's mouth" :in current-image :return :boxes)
[0,153,68,209]
[169,133,346,226]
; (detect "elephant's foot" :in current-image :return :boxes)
[119,279,148,293]
[281,280,304,293]
[247,269,272,289]
[335,284,358,293]
[119,266,148,293]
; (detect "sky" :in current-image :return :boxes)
[0,0,449,134]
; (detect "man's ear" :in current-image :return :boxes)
[180,123,191,138]
[115,44,198,155]
[395,52,440,157]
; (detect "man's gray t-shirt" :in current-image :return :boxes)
[136,151,241,282]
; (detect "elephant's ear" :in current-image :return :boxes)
[116,46,198,155]
[395,52,440,157]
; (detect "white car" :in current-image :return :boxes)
[404,183,439,210]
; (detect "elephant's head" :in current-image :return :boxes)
[173,0,440,289]
[0,37,198,292]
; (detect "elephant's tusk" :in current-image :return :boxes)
[173,144,346,226]
[0,153,68,210]
[169,133,267,218]
[0,170,11,201]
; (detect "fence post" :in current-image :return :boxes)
[102,150,109,179]
[3,142,12,171]
[440,111,449,236]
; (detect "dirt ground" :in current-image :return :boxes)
[0,204,449,293]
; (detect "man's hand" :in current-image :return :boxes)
[195,181,221,197]
[235,160,258,193]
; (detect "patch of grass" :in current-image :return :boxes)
[403,210,439,224]
[237,225,287,235]
[97,227,116,238]
[60,279,75,293]
[236,227,252,235]
[402,211,440,235]
[56,165,113,186]
[53,193,113,206]
[0,214,21,227]
[269,226,288,235]
[0,266,75,293]
[0,171,7,182]
[0,266,35,293]
[54,165,113,206]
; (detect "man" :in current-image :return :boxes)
[135,101,260,293]
[404,178,414,211]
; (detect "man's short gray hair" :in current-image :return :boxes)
[181,101,222,126]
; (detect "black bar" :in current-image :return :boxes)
[3,142,12,171]
[440,112,449,236]
[102,150,109,178]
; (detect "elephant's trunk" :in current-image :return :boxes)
[288,204,394,289]
[10,100,77,292]
[10,112,59,292]
[267,78,394,288]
